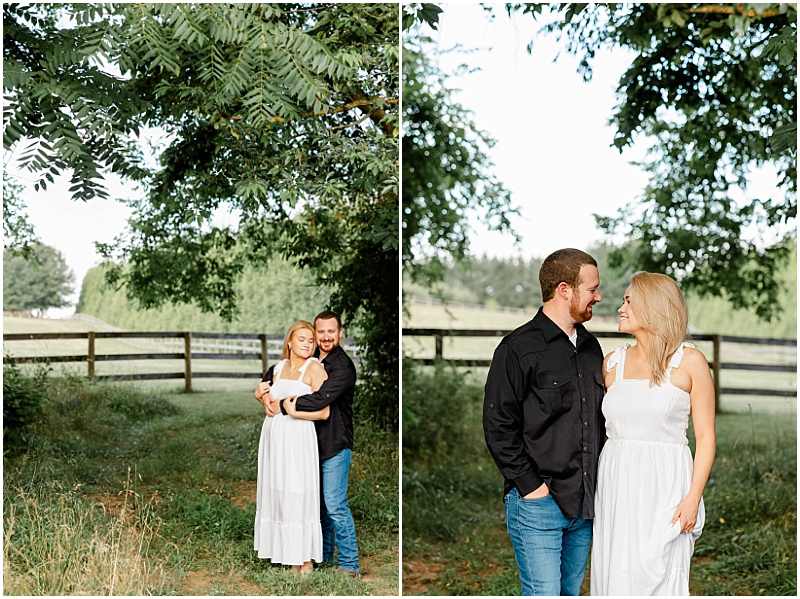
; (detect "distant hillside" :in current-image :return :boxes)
[77,258,333,334]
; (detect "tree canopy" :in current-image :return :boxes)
[4,3,399,423]
[504,2,797,319]
[3,243,75,315]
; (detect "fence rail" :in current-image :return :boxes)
[3,331,359,392]
[402,329,797,412]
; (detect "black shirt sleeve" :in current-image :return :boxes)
[261,365,275,383]
[292,359,356,413]
[483,342,544,497]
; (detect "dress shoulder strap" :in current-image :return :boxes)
[665,342,696,381]
[606,344,631,383]
[273,359,286,380]
[298,357,320,375]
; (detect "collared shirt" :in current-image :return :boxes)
[483,308,605,519]
[263,344,356,461]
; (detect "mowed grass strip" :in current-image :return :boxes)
[4,373,398,596]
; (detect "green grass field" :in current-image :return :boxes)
[402,366,797,596]
[4,367,398,595]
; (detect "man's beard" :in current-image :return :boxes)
[570,294,594,323]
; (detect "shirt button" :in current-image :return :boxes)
[582,397,586,402]
[583,421,588,426]
[489,403,494,408]
[583,446,587,451]
[583,472,587,476]
[578,373,583,378]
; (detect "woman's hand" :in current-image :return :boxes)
[671,495,701,533]
[255,381,271,402]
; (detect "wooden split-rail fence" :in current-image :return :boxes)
[402,328,796,413]
[3,331,359,392]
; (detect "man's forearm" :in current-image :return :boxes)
[293,367,355,412]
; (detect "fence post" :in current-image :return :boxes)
[711,334,720,414]
[184,332,192,392]
[434,331,443,361]
[259,334,267,375]
[87,332,95,378]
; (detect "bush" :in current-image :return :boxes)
[402,360,483,460]
[3,362,50,451]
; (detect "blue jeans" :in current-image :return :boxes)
[321,448,359,572]
[504,488,592,596]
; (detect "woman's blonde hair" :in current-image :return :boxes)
[280,320,315,360]
[629,272,689,386]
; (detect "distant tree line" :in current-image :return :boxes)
[77,258,332,335]
[406,241,797,338]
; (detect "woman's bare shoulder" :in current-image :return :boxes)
[682,346,710,372]
[306,359,327,377]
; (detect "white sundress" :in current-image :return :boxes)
[591,343,705,596]
[254,358,322,565]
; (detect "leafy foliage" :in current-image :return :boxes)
[3,170,37,257]
[76,258,331,334]
[505,3,797,319]
[402,31,517,285]
[3,363,50,452]
[4,3,399,421]
[3,243,75,314]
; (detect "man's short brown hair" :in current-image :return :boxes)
[539,248,598,302]
[314,310,342,329]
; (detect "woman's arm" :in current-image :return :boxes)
[286,361,330,421]
[671,347,716,533]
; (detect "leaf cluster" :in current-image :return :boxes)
[505,2,797,319]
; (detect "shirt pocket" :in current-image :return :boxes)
[534,370,573,414]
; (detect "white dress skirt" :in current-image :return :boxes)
[591,343,705,596]
[254,358,322,565]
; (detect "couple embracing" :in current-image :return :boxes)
[484,249,716,596]
[253,311,359,576]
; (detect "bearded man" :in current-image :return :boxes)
[483,248,605,596]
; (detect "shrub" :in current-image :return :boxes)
[402,360,483,460]
[3,362,50,451]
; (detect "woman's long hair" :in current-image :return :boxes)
[280,320,315,360]
[629,272,689,386]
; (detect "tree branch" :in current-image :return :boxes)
[685,4,782,17]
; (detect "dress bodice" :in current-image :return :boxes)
[270,358,317,400]
[602,343,695,446]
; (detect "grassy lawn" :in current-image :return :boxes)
[4,373,398,595]
[402,366,796,596]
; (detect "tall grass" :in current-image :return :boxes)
[4,469,169,595]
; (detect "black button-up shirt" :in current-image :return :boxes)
[263,345,356,462]
[483,308,605,519]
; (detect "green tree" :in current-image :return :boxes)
[402,14,517,286]
[4,4,399,423]
[2,170,37,258]
[3,244,75,315]
[504,3,796,319]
